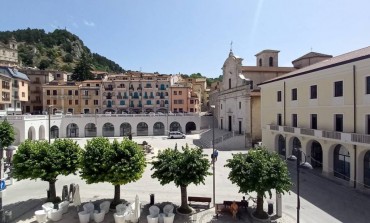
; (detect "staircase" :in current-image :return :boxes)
[193,128,239,149]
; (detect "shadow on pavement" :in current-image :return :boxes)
[287,162,370,223]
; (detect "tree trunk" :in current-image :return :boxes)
[177,185,192,214]
[111,185,121,208]
[253,193,268,219]
[47,180,58,203]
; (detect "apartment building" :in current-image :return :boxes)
[43,80,81,114]
[80,80,103,114]
[260,46,370,188]
[178,77,209,111]
[0,66,30,115]
[103,72,171,114]
[0,37,18,66]
[19,69,55,114]
[215,49,295,147]
[170,83,200,113]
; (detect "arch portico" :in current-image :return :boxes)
[28,126,36,140]
[39,125,45,140]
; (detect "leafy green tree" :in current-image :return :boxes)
[12,139,81,202]
[79,138,146,207]
[38,59,51,70]
[71,52,94,81]
[225,147,292,219]
[189,73,204,78]
[63,53,73,63]
[151,144,211,214]
[0,119,15,148]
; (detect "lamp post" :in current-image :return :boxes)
[288,148,313,223]
[48,105,53,144]
[210,105,216,208]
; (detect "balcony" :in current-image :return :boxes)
[267,124,370,146]
[2,86,10,90]
[82,95,91,99]
[31,90,41,94]
[31,100,42,103]
[105,87,114,91]
[2,97,10,101]
[144,85,152,89]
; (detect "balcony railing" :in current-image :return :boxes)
[283,126,295,133]
[300,128,315,136]
[270,125,279,131]
[105,88,113,91]
[322,130,341,140]
[351,133,370,144]
[82,95,91,99]
[31,90,41,93]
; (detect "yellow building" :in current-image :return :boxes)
[43,80,81,114]
[260,46,370,188]
[80,80,103,114]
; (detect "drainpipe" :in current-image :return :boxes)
[353,65,357,188]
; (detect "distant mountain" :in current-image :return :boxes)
[0,28,124,72]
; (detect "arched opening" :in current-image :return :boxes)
[120,123,132,136]
[137,122,148,136]
[39,125,45,140]
[102,123,114,137]
[259,58,262,66]
[364,151,370,187]
[153,122,165,135]
[85,123,97,137]
[170,122,182,132]
[13,128,21,145]
[278,135,286,157]
[334,144,350,181]
[145,108,154,113]
[28,126,36,140]
[66,123,79,138]
[51,126,59,139]
[311,141,323,169]
[269,57,273,67]
[185,122,196,134]
[292,137,301,157]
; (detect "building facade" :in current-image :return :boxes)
[43,80,81,114]
[0,37,18,66]
[215,49,295,147]
[260,46,370,189]
[0,66,30,115]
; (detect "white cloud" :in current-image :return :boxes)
[83,20,95,27]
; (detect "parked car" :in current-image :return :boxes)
[54,110,63,115]
[168,131,186,139]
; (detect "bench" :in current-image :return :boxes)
[188,196,212,208]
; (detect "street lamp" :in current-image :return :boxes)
[48,105,54,144]
[210,105,216,208]
[288,148,313,223]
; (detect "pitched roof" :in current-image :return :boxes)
[0,66,30,81]
[292,52,332,63]
[255,49,280,56]
[259,46,370,86]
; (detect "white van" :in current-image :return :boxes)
[168,131,186,139]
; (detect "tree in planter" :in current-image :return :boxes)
[12,139,81,202]
[79,137,146,207]
[151,144,211,214]
[0,119,16,148]
[225,147,291,219]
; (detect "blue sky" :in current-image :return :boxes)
[1,0,370,77]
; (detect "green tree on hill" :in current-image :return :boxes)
[71,52,94,81]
